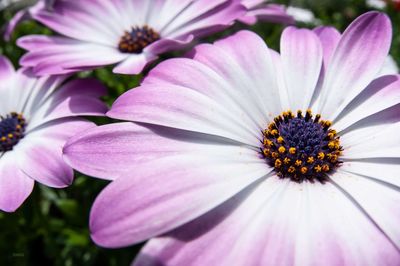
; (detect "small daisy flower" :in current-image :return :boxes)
[64,12,400,265]
[0,55,107,212]
[16,0,245,75]
[239,0,294,25]
[286,6,319,24]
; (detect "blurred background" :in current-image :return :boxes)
[0,0,399,265]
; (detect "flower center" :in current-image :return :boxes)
[0,112,27,152]
[261,110,342,183]
[118,25,160,54]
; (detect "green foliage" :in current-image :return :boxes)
[0,1,399,265]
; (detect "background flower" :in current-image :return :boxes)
[2,0,54,41]
[286,5,319,24]
[0,55,107,212]
[64,12,400,265]
[16,0,245,75]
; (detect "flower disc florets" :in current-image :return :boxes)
[0,112,26,152]
[118,25,160,54]
[261,110,342,183]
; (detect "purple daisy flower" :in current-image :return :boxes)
[64,12,400,265]
[239,0,294,25]
[16,0,245,75]
[0,55,107,212]
[3,0,55,41]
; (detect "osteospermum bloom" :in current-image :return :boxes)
[64,12,400,265]
[0,55,107,212]
[239,0,294,25]
[16,0,245,75]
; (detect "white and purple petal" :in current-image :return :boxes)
[280,27,323,111]
[89,147,270,247]
[18,119,95,188]
[239,0,293,25]
[134,176,400,266]
[317,11,392,120]
[0,152,34,212]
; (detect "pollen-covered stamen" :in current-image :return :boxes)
[118,25,160,54]
[0,112,27,152]
[261,110,342,183]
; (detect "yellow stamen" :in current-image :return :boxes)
[268,123,275,130]
[314,165,322,173]
[328,141,336,149]
[270,129,278,136]
[263,148,270,157]
[264,139,273,147]
[330,155,338,163]
[322,164,330,172]
[275,159,282,168]
[278,146,286,153]
[301,167,308,174]
[327,130,336,139]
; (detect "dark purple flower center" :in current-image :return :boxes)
[0,112,26,152]
[118,25,160,54]
[261,110,342,183]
